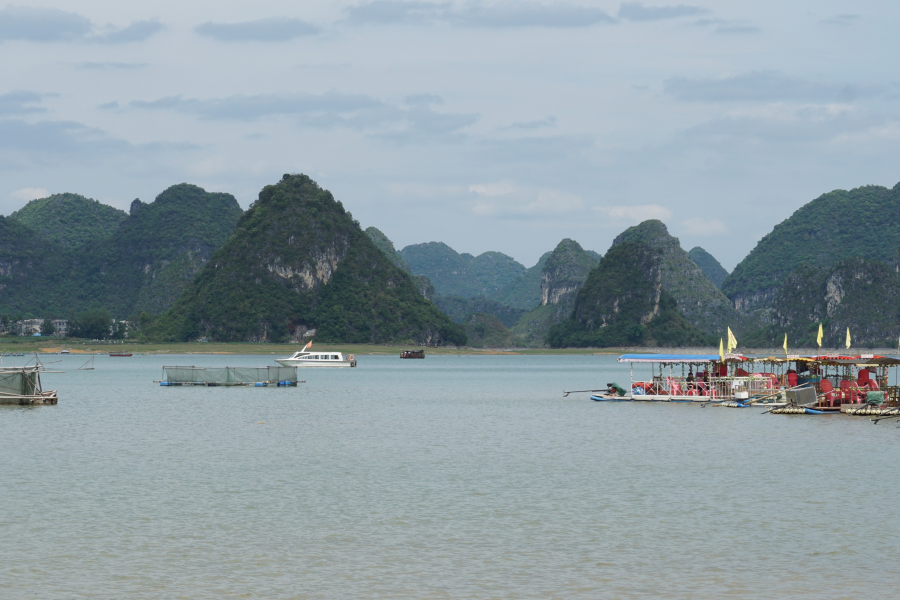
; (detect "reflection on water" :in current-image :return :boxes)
[1,353,897,599]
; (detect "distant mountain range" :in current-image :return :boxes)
[0,184,242,318]
[399,242,527,298]
[3,176,899,348]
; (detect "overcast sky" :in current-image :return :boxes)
[1,1,898,269]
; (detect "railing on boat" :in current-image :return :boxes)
[634,374,779,399]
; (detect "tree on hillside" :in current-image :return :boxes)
[70,309,112,339]
[40,318,56,335]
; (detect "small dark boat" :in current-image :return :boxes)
[109,353,133,357]
[400,350,425,359]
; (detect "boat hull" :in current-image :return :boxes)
[275,359,353,368]
[590,395,631,402]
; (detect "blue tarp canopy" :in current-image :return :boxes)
[618,354,745,364]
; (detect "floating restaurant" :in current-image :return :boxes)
[598,352,900,415]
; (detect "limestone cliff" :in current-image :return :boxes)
[540,239,598,306]
[511,239,599,346]
[749,257,900,347]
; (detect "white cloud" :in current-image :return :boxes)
[345,1,615,28]
[195,18,320,42]
[9,187,50,201]
[833,121,900,144]
[680,216,727,236]
[618,2,710,21]
[599,204,672,222]
[469,181,584,216]
[0,7,164,44]
[665,72,881,103]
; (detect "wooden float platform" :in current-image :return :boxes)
[0,391,58,406]
[0,366,57,406]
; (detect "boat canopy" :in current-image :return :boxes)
[617,353,746,364]
[814,355,900,366]
[750,354,900,366]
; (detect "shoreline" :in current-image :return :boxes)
[4,338,896,356]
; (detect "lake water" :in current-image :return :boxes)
[2,353,898,599]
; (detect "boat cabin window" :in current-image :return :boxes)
[332,355,339,360]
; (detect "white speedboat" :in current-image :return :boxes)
[276,349,356,368]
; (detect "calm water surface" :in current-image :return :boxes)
[1,354,898,599]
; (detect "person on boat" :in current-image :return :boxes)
[686,370,695,391]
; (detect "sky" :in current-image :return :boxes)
[1,1,898,270]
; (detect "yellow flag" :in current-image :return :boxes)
[783,333,788,356]
[845,327,851,349]
[719,338,724,362]
[727,327,737,353]
[817,324,823,348]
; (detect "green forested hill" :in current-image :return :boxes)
[510,239,599,346]
[547,241,713,347]
[364,227,435,299]
[0,216,60,315]
[722,182,900,311]
[400,242,526,297]
[688,247,728,289]
[8,193,127,247]
[0,184,243,318]
[365,227,409,272]
[611,220,747,336]
[486,252,550,310]
[433,295,526,328]
[463,313,521,348]
[147,174,466,345]
[88,184,244,315]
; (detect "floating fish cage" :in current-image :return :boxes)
[160,366,299,387]
[0,366,58,405]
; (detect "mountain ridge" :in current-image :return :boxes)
[723,182,900,312]
[147,174,466,345]
[9,193,128,248]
